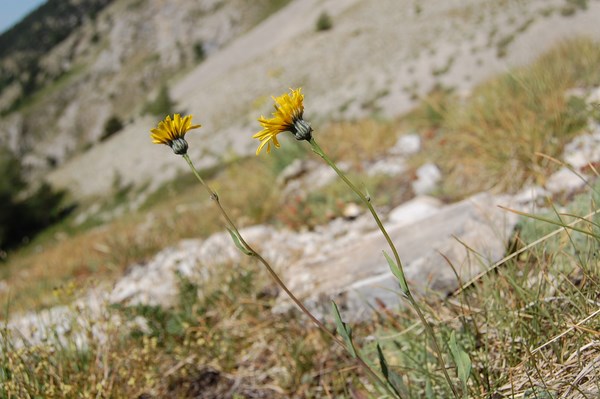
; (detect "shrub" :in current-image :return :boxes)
[143,85,175,117]
[100,115,124,141]
[193,40,206,62]
[0,147,67,253]
[315,11,333,31]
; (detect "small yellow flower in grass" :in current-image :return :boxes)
[253,87,313,155]
[150,114,201,155]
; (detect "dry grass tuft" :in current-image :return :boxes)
[416,37,600,199]
[318,119,402,167]
[498,339,600,398]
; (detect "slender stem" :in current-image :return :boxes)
[181,153,398,398]
[309,138,459,398]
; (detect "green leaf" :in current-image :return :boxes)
[377,343,389,378]
[226,228,253,256]
[166,316,184,335]
[425,379,434,399]
[331,301,356,358]
[383,250,409,294]
[376,343,405,397]
[449,331,471,387]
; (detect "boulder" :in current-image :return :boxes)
[274,192,518,321]
[388,195,442,225]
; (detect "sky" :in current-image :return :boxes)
[0,0,47,34]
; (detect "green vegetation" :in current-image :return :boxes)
[2,62,87,116]
[100,115,124,141]
[561,0,588,16]
[315,11,333,32]
[3,38,600,398]
[193,40,206,63]
[0,148,67,255]
[254,0,294,23]
[431,55,455,76]
[143,85,175,117]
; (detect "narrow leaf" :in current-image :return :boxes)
[377,343,389,378]
[226,228,253,256]
[425,380,434,399]
[383,250,409,294]
[377,343,405,397]
[449,331,472,387]
[331,301,357,358]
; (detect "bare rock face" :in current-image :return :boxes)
[388,195,442,225]
[273,192,519,321]
[545,167,587,195]
[545,119,600,195]
[6,288,111,349]
[106,191,519,322]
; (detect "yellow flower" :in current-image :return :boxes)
[150,114,201,154]
[253,88,312,155]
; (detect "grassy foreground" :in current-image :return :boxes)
[2,38,600,398]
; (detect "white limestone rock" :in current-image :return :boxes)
[390,133,421,156]
[388,196,443,226]
[412,163,442,195]
[545,167,586,194]
[512,185,550,206]
[368,157,407,176]
[274,192,518,321]
[563,128,600,169]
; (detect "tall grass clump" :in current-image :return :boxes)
[418,38,600,199]
[315,11,333,32]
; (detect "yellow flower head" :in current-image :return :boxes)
[150,114,201,155]
[253,88,312,155]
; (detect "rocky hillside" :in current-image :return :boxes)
[0,0,112,103]
[4,2,600,396]
[0,0,291,171]
[40,0,600,201]
[1,0,600,201]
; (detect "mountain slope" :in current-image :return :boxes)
[0,0,291,170]
[0,0,113,99]
[46,0,600,199]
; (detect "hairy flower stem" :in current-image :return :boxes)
[309,139,459,399]
[181,154,397,398]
